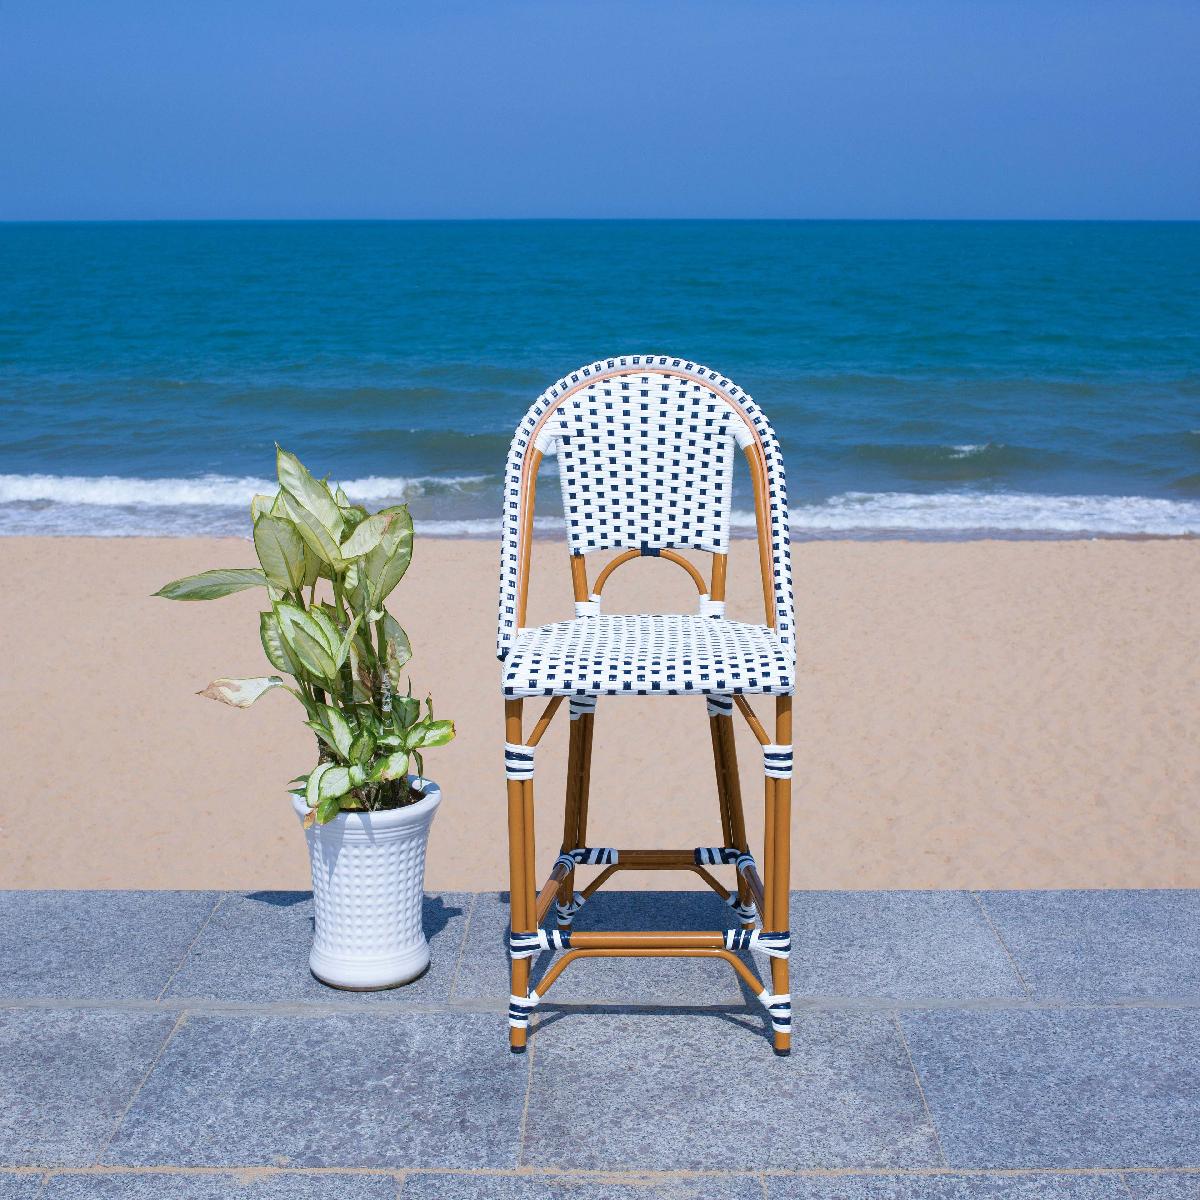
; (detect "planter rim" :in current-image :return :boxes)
[289,774,440,829]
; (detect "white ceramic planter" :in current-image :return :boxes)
[291,776,441,990]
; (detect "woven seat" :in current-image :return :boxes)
[502,613,795,697]
[496,355,796,1057]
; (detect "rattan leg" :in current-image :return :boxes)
[577,709,595,847]
[711,710,755,927]
[769,696,792,1056]
[505,699,532,1053]
[557,713,585,926]
[718,714,756,927]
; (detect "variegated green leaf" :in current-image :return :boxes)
[154,568,267,601]
[357,506,413,609]
[253,514,307,593]
[276,447,345,537]
[340,511,392,559]
[260,610,301,676]
[250,492,278,522]
[276,604,339,684]
[406,718,455,749]
[280,489,345,569]
[371,750,409,783]
[382,613,411,690]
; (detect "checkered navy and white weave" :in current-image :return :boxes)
[502,613,794,697]
[497,356,795,698]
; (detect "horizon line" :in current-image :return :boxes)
[2,216,1199,226]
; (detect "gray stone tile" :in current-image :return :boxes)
[42,1171,398,1198]
[522,1010,939,1171]
[0,1008,177,1166]
[0,1175,44,1199]
[402,1173,761,1198]
[453,891,744,1005]
[1125,1174,1200,1199]
[902,1008,1200,1168]
[0,891,220,1000]
[163,891,470,1005]
[769,1172,1131,1197]
[776,892,1024,1002]
[104,1011,525,1169]
[977,890,1200,1001]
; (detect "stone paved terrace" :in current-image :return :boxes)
[2,889,1200,1198]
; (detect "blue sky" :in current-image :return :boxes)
[1,0,1197,220]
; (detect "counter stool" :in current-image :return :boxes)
[497,355,795,1055]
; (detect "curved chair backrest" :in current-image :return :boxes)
[497,355,793,659]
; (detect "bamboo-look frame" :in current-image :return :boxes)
[504,368,793,1056]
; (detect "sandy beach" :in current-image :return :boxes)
[3,535,1197,891]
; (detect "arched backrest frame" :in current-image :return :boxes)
[497,355,794,659]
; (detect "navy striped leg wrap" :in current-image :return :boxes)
[725,891,759,922]
[695,847,756,876]
[569,694,598,718]
[508,991,540,1029]
[556,891,586,925]
[723,929,791,958]
[504,742,535,781]
[758,990,792,1035]
[556,847,618,872]
[763,744,793,779]
[508,929,572,959]
[706,693,734,718]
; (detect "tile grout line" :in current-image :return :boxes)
[892,1011,950,1170]
[8,993,1200,1017]
[94,1008,189,1164]
[445,891,478,1002]
[514,1021,538,1168]
[1117,1170,1138,1199]
[758,1169,771,1199]
[155,892,228,1002]
[969,890,1034,999]
[6,1166,1200,1180]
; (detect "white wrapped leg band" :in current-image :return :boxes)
[509,929,572,959]
[698,594,726,618]
[724,929,791,958]
[556,891,586,924]
[726,892,758,922]
[504,742,535,781]
[555,848,617,873]
[569,695,597,719]
[706,694,734,718]
[508,991,540,1028]
[763,744,792,779]
[758,990,792,1034]
[695,847,756,875]
[573,596,601,617]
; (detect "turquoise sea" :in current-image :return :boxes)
[1,220,1198,538]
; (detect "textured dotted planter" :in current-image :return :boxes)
[291,777,441,990]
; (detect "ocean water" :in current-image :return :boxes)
[1,220,1198,539]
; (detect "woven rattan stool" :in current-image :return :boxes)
[497,355,795,1055]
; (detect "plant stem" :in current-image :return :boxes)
[375,613,391,714]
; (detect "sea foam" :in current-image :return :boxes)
[0,473,1197,539]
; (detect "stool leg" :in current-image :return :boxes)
[558,712,585,927]
[713,712,754,927]
[505,699,533,1053]
[767,696,793,1056]
[576,709,595,848]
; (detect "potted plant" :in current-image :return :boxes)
[156,448,454,989]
